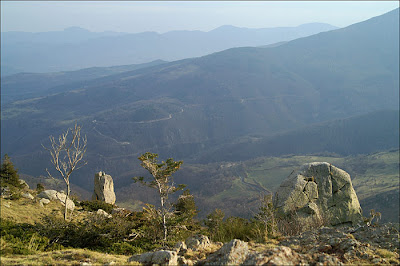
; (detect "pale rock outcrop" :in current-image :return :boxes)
[128,250,178,265]
[243,246,309,265]
[39,198,50,207]
[38,190,75,211]
[186,235,211,251]
[22,192,34,200]
[174,241,188,255]
[96,208,112,218]
[0,187,11,198]
[38,190,58,200]
[19,179,29,189]
[274,162,363,225]
[92,171,116,204]
[202,239,249,265]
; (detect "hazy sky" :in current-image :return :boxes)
[1,1,399,33]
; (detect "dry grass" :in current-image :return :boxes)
[184,243,223,261]
[248,240,279,253]
[0,248,139,265]
[376,248,398,259]
[1,196,90,225]
[1,197,63,224]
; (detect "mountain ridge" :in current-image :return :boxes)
[2,23,338,73]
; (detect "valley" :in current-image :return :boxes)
[1,7,399,222]
[1,3,399,264]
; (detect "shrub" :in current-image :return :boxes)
[254,194,279,241]
[204,209,225,241]
[204,210,261,243]
[36,183,45,193]
[80,200,114,214]
[9,192,22,200]
[0,219,49,255]
[108,242,143,255]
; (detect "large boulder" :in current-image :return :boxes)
[243,246,310,265]
[92,171,116,204]
[38,189,58,200]
[203,239,249,265]
[274,162,363,226]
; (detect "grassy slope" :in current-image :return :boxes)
[0,249,136,266]
[0,193,136,265]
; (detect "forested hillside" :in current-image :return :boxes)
[1,9,398,222]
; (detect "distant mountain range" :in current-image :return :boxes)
[1,9,399,200]
[1,23,337,74]
[1,60,168,104]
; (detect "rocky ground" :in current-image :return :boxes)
[129,223,399,265]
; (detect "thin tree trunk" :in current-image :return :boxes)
[64,181,70,221]
[162,212,167,241]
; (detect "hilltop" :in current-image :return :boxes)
[1,176,399,265]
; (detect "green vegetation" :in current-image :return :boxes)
[79,200,114,214]
[133,152,185,241]
[0,248,136,265]
[1,154,23,189]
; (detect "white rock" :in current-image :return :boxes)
[92,171,116,204]
[274,162,363,226]
[38,190,58,200]
[186,235,211,251]
[129,250,177,265]
[22,192,34,200]
[19,179,29,189]
[37,190,75,211]
[56,192,75,211]
[96,209,112,218]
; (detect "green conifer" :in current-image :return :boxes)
[0,154,22,188]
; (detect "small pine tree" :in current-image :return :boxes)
[0,154,22,188]
[255,194,278,239]
[173,189,199,229]
[204,208,225,241]
[133,152,185,241]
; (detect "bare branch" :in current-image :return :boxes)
[42,122,87,220]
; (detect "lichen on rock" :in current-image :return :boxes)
[274,162,363,226]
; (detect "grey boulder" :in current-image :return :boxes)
[274,162,363,226]
[92,171,116,204]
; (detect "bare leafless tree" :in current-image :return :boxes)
[42,123,87,220]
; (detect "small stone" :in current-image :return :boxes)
[19,179,29,189]
[175,241,187,255]
[96,209,112,218]
[371,258,381,264]
[40,198,50,205]
[22,192,34,200]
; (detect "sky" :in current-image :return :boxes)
[1,1,399,33]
